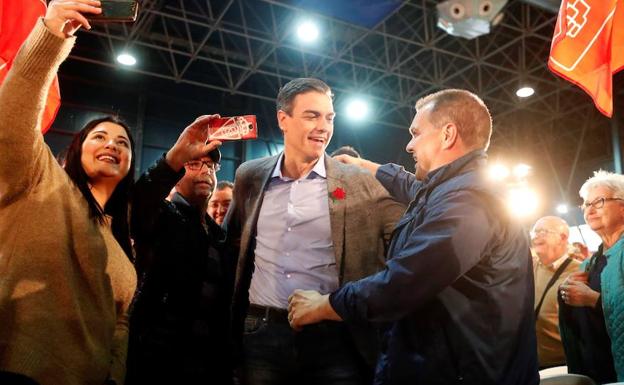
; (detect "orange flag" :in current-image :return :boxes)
[548,0,624,117]
[0,0,60,133]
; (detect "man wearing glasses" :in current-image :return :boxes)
[126,116,234,384]
[530,216,580,369]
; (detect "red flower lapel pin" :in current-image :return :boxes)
[330,187,346,202]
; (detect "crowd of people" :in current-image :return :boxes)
[1,2,623,385]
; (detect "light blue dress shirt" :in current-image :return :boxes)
[248,153,339,309]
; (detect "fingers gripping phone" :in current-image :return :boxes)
[88,0,139,22]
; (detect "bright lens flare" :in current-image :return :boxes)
[513,164,531,178]
[345,99,369,121]
[297,21,319,43]
[488,164,509,181]
[556,204,569,214]
[507,187,539,217]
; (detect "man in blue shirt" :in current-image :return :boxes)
[288,89,539,385]
[224,78,404,384]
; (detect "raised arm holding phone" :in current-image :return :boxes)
[0,2,139,385]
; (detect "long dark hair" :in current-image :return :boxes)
[63,116,135,261]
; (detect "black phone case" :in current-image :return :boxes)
[89,0,139,22]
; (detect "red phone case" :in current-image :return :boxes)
[207,115,258,141]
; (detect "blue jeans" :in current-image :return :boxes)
[242,314,370,385]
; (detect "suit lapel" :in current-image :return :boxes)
[235,155,279,291]
[326,156,347,283]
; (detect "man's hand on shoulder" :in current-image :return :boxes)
[334,154,381,176]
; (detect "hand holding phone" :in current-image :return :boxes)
[207,115,258,141]
[44,0,102,38]
[88,0,139,23]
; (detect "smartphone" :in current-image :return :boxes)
[89,0,139,23]
[207,115,258,141]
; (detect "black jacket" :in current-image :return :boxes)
[330,151,539,385]
[126,156,234,384]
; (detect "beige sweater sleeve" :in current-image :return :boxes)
[108,312,130,384]
[0,19,75,205]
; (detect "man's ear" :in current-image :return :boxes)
[441,122,459,150]
[277,110,288,134]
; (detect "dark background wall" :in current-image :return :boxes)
[45,59,413,183]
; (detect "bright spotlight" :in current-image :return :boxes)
[117,53,137,66]
[345,99,369,121]
[516,86,535,98]
[296,21,319,43]
[507,186,539,218]
[556,204,569,214]
[488,164,509,181]
[513,163,531,178]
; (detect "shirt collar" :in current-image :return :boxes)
[551,253,570,269]
[271,152,327,180]
[422,149,486,187]
[172,192,191,207]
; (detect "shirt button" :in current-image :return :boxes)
[286,252,290,256]
[286,274,292,279]
[287,227,292,232]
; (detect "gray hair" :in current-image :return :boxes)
[579,170,624,200]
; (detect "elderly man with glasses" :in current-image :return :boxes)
[126,116,235,385]
[530,216,580,369]
[558,170,624,384]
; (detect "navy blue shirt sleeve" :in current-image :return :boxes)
[375,163,421,205]
[330,188,496,323]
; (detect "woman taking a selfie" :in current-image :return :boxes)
[0,1,136,384]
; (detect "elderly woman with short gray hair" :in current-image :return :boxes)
[558,170,624,383]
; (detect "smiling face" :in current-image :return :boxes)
[80,121,132,186]
[278,90,335,164]
[583,185,624,236]
[530,216,568,265]
[208,186,233,225]
[176,156,217,207]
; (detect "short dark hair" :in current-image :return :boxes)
[276,78,332,115]
[415,89,492,151]
[330,146,361,158]
[63,116,135,260]
[215,180,234,191]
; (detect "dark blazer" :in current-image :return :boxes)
[224,153,405,365]
[127,157,234,384]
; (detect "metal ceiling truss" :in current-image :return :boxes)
[67,0,617,197]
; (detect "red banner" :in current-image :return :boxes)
[0,0,59,133]
[548,0,624,117]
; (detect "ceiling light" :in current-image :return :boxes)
[507,187,539,218]
[516,86,534,98]
[556,204,569,214]
[117,53,136,66]
[296,21,319,43]
[345,99,369,121]
[513,163,531,178]
[488,164,509,181]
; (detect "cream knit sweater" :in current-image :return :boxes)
[0,20,136,385]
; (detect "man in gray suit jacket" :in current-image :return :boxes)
[224,78,404,385]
